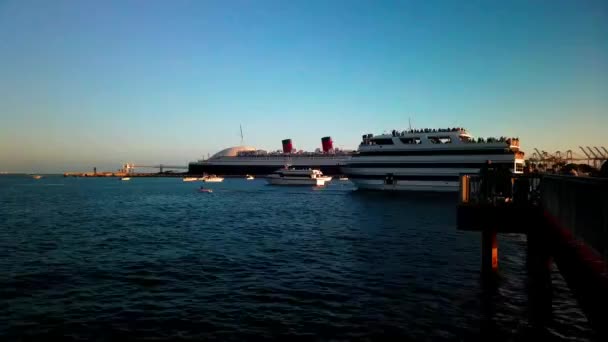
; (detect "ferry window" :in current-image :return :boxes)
[399,137,421,144]
[516,163,524,172]
[428,136,452,144]
[371,138,394,145]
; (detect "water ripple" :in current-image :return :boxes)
[0,176,597,340]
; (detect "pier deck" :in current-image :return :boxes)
[457,173,608,338]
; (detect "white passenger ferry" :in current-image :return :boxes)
[342,128,524,192]
[266,168,332,186]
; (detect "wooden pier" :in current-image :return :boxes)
[458,173,608,337]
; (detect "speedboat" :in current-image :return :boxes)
[266,167,332,186]
[32,175,42,179]
[202,175,224,183]
[183,177,198,182]
[121,177,131,181]
[246,175,254,180]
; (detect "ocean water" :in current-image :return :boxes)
[0,175,595,340]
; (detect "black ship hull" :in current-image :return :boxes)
[188,163,344,176]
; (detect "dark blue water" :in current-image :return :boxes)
[0,175,595,340]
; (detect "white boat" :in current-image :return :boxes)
[342,127,524,192]
[32,175,42,179]
[246,175,255,180]
[266,168,332,186]
[183,177,198,182]
[339,176,349,181]
[121,177,131,181]
[202,175,224,183]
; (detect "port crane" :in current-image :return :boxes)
[528,146,607,170]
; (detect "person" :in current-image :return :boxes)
[495,163,512,198]
[479,160,495,200]
[600,160,608,178]
[513,171,530,205]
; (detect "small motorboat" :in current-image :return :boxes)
[266,167,332,186]
[121,177,131,181]
[198,187,213,193]
[246,175,254,180]
[202,175,224,183]
[32,175,42,179]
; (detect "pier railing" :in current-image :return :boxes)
[541,175,608,263]
[459,174,541,205]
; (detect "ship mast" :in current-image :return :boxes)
[240,124,244,145]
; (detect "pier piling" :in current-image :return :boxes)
[481,229,498,275]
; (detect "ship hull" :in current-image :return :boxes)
[349,178,459,192]
[342,156,524,192]
[188,160,347,176]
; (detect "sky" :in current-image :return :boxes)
[1,0,607,173]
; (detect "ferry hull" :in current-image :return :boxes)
[350,178,459,192]
[342,159,524,192]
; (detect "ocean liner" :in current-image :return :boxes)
[188,137,353,176]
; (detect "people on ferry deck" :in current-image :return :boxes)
[495,164,512,197]
[599,161,608,178]
[480,160,495,199]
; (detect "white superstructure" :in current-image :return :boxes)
[266,168,333,186]
[342,128,524,192]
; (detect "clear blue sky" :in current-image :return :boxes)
[1,0,607,173]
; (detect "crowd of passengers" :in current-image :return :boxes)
[390,127,465,136]
[385,128,518,144]
[472,136,519,143]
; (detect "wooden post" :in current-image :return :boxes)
[460,175,470,203]
[527,229,553,326]
[482,228,498,275]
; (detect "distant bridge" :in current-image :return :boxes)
[122,163,188,173]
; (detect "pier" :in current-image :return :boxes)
[458,173,608,337]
